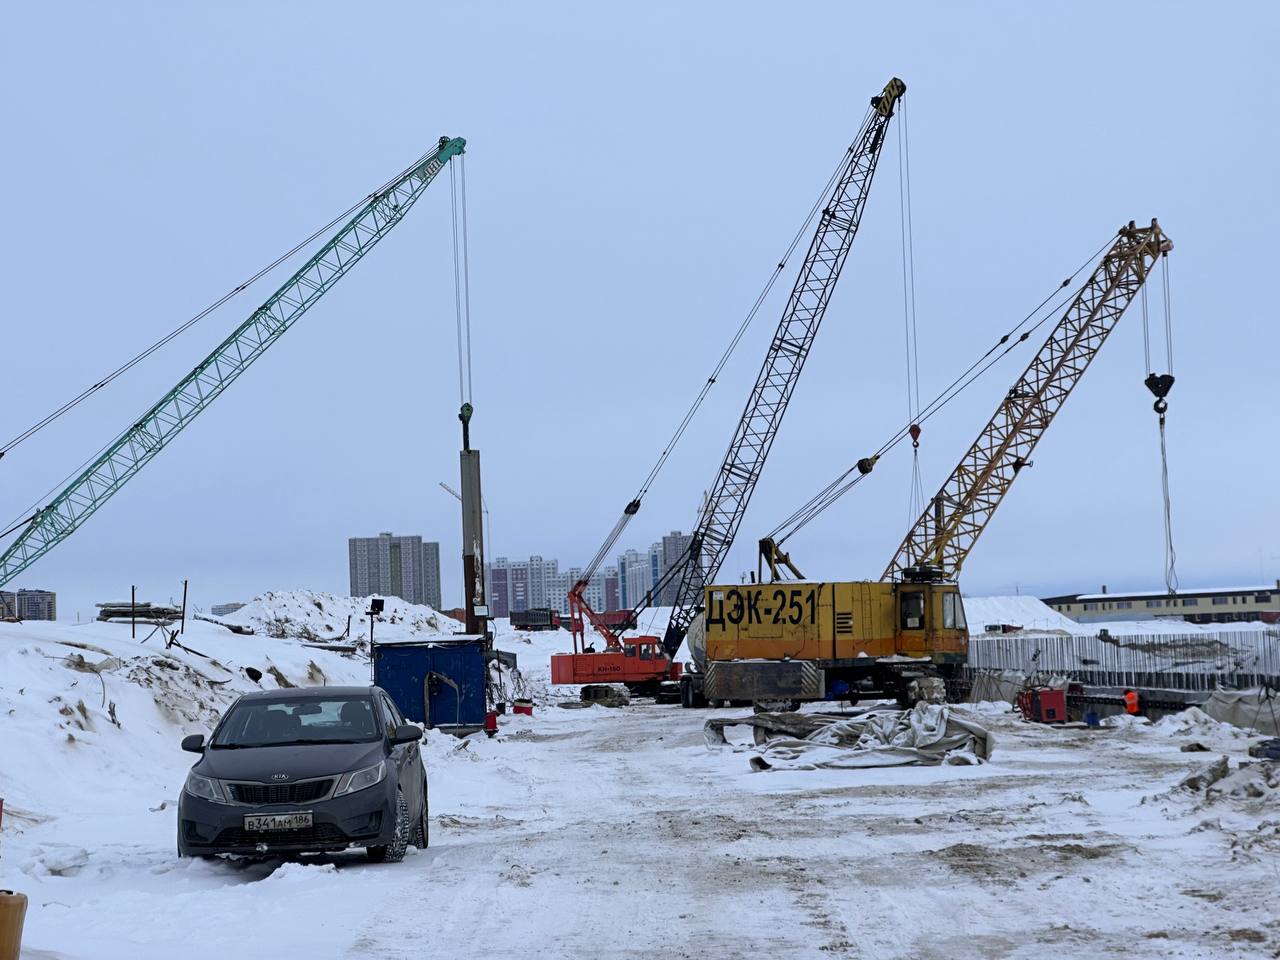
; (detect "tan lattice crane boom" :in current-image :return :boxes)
[883,219,1173,583]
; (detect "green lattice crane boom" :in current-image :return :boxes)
[0,136,466,588]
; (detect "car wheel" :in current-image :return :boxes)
[366,789,411,864]
[413,778,429,849]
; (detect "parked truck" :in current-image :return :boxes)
[510,607,561,632]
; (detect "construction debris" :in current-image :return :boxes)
[705,703,993,771]
[1177,756,1230,792]
[557,684,630,709]
[193,613,254,635]
[96,601,182,623]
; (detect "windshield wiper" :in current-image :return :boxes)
[211,737,372,749]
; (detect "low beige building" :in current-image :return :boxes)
[1042,582,1280,625]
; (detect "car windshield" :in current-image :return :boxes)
[211,696,381,748]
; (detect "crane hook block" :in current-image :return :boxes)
[1145,373,1174,417]
[1145,373,1174,400]
[908,423,921,447]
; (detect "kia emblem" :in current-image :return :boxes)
[271,773,289,781]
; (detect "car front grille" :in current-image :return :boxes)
[228,778,334,805]
[213,823,348,847]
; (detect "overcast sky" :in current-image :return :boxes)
[2,2,1277,620]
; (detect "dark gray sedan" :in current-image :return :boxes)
[177,685,428,862]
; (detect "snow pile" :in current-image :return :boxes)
[0,616,373,848]
[0,590,578,867]
[1153,706,1250,739]
[963,595,1079,633]
[1202,761,1279,804]
[1100,707,1252,740]
[1101,713,1153,730]
[220,590,462,642]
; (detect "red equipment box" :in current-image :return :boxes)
[1017,686,1067,724]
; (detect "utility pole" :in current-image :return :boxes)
[458,403,489,643]
[367,597,384,681]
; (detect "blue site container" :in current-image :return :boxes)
[373,636,487,733]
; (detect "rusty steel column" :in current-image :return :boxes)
[458,404,488,642]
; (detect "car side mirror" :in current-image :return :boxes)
[181,733,206,753]
[390,724,422,745]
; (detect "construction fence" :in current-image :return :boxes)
[965,628,1280,693]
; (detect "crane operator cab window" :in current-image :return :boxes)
[900,590,926,631]
[943,592,968,630]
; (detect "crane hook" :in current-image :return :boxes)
[1145,373,1174,424]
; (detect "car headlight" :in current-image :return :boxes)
[184,771,228,804]
[333,760,386,797]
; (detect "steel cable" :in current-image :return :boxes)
[574,108,877,583]
[1159,418,1179,594]
[450,160,467,405]
[462,155,475,404]
[767,234,1114,544]
[2,146,448,535]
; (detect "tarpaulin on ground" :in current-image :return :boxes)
[967,669,1068,704]
[704,703,993,771]
[1198,687,1280,737]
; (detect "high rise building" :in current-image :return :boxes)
[1,589,56,621]
[348,532,434,606]
[617,548,654,609]
[484,551,651,620]
[659,530,694,604]
[552,568,576,616]
[510,561,530,613]
[527,556,557,610]
[421,541,442,610]
[488,558,511,618]
[603,566,620,611]
[484,556,615,618]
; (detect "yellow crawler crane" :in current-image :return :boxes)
[688,220,1173,707]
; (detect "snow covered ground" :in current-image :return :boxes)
[2,593,1278,958]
